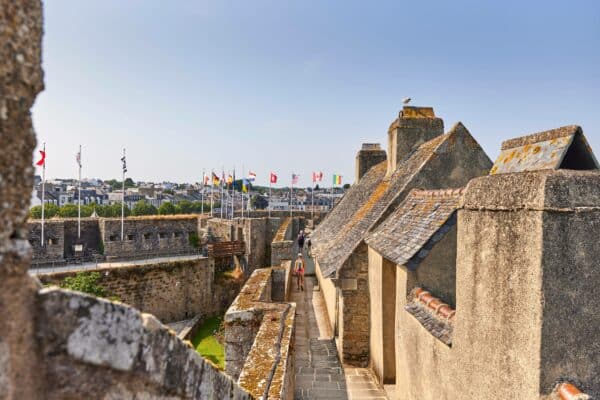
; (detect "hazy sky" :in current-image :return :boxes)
[33,0,600,187]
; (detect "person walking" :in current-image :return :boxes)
[297,230,305,251]
[294,253,305,291]
[306,236,312,257]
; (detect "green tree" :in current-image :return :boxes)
[58,204,79,218]
[30,203,60,219]
[250,194,268,210]
[131,200,157,216]
[343,183,351,189]
[177,200,194,214]
[124,177,136,188]
[158,201,176,215]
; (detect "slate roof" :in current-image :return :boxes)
[365,188,462,269]
[490,125,599,175]
[311,124,472,278]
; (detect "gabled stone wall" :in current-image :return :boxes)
[224,267,296,399]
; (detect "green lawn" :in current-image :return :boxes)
[191,316,225,370]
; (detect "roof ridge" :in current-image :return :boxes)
[410,187,465,198]
[501,125,580,151]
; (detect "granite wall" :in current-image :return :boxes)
[39,257,243,323]
[100,216,199,259]
[224,267,296,399]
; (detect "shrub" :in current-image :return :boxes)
[60,271,106,298]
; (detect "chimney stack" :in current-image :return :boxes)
[355,143,387,182]
[387,106,444,175]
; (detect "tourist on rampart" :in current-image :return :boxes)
[294,253,305,291]
[297,230,305,250]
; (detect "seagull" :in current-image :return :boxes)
[402,97,411,104]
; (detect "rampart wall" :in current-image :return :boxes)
[224,264,296,399]
[38,257,243,323]
[100,216,200,259]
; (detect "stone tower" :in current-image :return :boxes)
[355,143,386,182]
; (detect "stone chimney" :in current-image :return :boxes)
[355,143,387,182]
[387,106,444,175]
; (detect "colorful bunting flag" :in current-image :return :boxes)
[212,172,220,186]
[333,174,342,185]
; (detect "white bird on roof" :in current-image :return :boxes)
[402,97,411,104]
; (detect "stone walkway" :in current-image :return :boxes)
[292,276,388,400]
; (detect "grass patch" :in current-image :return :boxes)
[191,316,225,370]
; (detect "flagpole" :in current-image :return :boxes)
[77,144,82,239]
[290,174,293,218]
[269,175,272,218]
[311,175,314,222]
[210,169,214,217]
[201,168,205,215]
[231,168,234,220]
[220,168,224,219]
[41,142,46,247]
[121,148,126,241]
[241,164,245,219]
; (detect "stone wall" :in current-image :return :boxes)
[39,257,243,323]
[38,288,252,400]
[27,220,64,263]
[0,2,47,398]
[62,218,102,261]
[224,267,296,399]
[99,216,199,259]
[380,170,600,399]
[338,242,370,366]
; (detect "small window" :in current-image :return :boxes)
[174,232,183,238]
[48,238,58,245]
[143,233,152,240]
[109,235,118,242]
[127,234,135,241]
[29,239,36,246]
[159,232,168,239]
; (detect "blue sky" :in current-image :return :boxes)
[33,0,600,187]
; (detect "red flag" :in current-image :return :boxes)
[270,172,277,184]
[292,174,299,185]
[36,150,46,166]
[312,171,323,183]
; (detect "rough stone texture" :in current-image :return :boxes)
[224,267,296,399]
[0,1,46,399]
[27,220,64,263]
[386,105,444,175]
[355,143,387,182]
[39,257,242,323]
[62,218,103,261]
[100,216,199,259]
[38,288,252,400]
[491,125,598,175]
[338,242,370,366]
